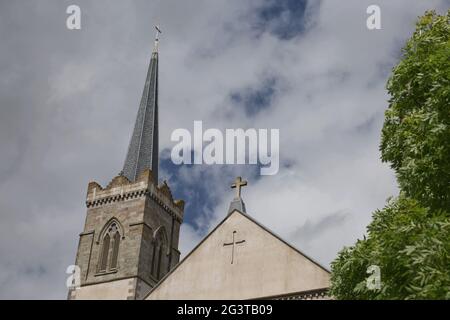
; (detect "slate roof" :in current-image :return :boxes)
[122,49,159,182]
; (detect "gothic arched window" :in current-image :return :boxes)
[110,231,120,269]
[151,227,168,280]
[156,243,163,279]
[151,241,160,278]
[98,222,122,273]
[99,233,110,272]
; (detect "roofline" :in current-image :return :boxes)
[144,209,330,300]
[250,287,330,300]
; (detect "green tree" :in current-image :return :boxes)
[330,10,450,300]
[330,197,450,299]
[381,10,450,210]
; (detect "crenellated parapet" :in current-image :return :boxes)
[85,169,184,222]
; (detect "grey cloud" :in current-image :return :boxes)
[0,0,447,299]
[289,211,350,245]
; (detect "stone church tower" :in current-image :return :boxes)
[69,29,185,300]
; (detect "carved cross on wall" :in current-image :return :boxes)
[223,230,246,264]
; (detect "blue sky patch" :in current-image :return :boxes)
[255,0,310,40]
[160,149,263,230]
[230,77,278,116]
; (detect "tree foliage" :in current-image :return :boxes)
[330,197,450,299]
[330,11,450,300]
[381,10,450,210]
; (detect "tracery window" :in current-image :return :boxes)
[98,222,121,272]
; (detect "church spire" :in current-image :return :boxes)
[122,26,161,182]
[228,176,247,214]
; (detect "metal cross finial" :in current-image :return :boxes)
[155,25,162,39]
[153,25,162,52]
[231,176,247,199]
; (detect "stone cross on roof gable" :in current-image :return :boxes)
[231,176,247,199]
[228,177,247,214]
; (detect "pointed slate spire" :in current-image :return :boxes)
[228,177,248,214]
[122,26,161,183]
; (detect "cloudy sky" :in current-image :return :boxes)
[0,0,448,299]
